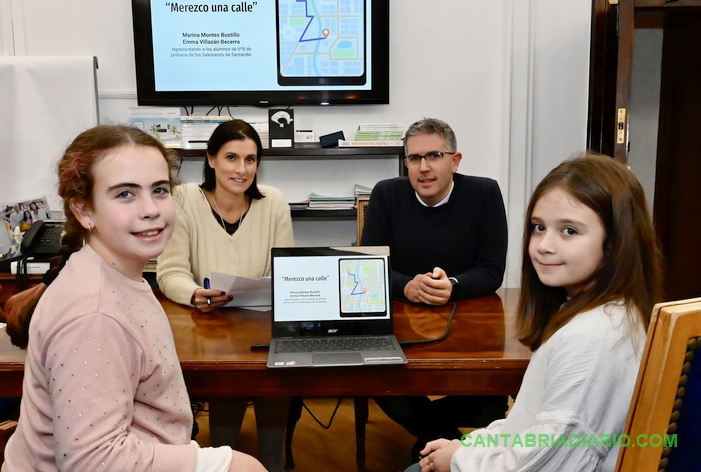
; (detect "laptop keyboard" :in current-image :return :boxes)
[275,336,395,353]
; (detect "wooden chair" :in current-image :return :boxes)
[0,282,5,322]
[356,197,370,245]
[616,297,701,472]
[0,420,18,466]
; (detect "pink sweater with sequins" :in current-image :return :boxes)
[2,245,197,472]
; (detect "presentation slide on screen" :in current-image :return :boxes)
[152,0,372,91]
[273,254,389,321]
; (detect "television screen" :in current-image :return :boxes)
[131,0,389,106]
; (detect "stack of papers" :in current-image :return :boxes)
[354,123,404,141]
[144,259,158,273]
[338,124,404,147]
[251,121,270,149]
[210,272,271,310]
[289,201,310,211]
[308,193,356,210]
[354,184,373,198]
[128,107,182,148]
[179,117,268,150]
[181,116,232,149]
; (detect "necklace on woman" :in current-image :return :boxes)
[212,190,247,232]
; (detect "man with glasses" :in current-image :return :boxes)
[361,117,508,460]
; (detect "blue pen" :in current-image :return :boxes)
[204,277,211,306]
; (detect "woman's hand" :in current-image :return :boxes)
[191,288,232,313]
[418,439,461,472]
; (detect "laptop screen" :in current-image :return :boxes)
[271,246,393,337]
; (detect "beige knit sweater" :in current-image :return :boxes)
[156,183,294,306]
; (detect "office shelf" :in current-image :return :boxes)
[174,146,405,222]
[176,146,406,176]
[290,209,357,220]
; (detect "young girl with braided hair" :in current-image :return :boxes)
[3,125,265,472]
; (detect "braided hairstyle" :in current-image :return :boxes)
[5,125,177,348]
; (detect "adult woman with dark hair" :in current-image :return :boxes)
[157,119,293,472]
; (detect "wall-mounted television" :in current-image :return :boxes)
[131,0,389,106]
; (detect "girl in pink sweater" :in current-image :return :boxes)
[3,125,265,472]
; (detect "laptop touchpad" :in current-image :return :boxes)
[313,353,363,365]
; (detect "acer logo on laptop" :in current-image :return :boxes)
[327,328,339,334]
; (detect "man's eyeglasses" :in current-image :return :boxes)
[404,151,456,166]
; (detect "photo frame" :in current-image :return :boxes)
[2,196,52,233]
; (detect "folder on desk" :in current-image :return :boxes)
[267,246,407,368]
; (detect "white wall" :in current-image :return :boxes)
[0,0,592,287]
[505,0,592,286]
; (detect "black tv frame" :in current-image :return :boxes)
[131,0,389,107]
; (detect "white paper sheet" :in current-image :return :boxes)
[210,272,271,309]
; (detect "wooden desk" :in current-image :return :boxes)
[0,288,531,397]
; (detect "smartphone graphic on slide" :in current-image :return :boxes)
[338,257,386,317]
[276,0,367,86]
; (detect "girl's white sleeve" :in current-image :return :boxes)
[451,422,601,472]
[451,325,622,472]
[193,442,232,472]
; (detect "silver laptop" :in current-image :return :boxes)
[267,246,408,368]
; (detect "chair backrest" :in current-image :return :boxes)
[0,420,18,466]
[356,197,370,243]
[0,282,5,323]
[615,297,701,472]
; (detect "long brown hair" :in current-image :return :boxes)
[5,125,177,349]
[517,153,663,351]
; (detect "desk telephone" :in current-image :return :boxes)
[21,220,64,258]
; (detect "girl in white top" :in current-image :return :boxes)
[3,125,265,472]
[412,154,663,472]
